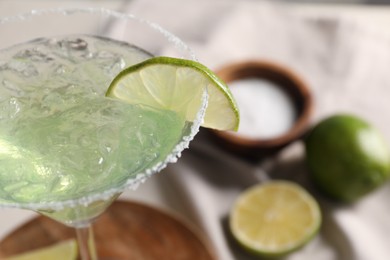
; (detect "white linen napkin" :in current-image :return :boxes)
[120,1,390,259]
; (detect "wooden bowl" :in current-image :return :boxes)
[209,60,313,161]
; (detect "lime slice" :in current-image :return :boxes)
[5,240,77,260]
[106,56,239,131]
[230,181,321,257]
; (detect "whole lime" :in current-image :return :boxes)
[305,114,390,202]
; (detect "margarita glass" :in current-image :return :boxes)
[0,8,207,259]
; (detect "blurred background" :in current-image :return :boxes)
[1,1,390,260]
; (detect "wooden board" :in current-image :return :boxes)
[0,200,216,260]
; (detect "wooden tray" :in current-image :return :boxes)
[0,200,216,260]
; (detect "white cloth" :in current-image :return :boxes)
[121,1,390,260]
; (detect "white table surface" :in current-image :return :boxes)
[1,1,390,259]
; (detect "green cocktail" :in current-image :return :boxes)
[0,34,187,226]
[0,9,208,260]
[0,8,239,260]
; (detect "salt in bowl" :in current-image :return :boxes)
[209,60,313,161]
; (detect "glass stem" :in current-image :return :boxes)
[76,224,98,260]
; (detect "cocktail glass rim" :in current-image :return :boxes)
[0,7,208,211]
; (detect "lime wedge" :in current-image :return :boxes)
[230,181,321,257]
[5,240,77,260]
[106,56,239,131]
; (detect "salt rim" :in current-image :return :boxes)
[0,7,208,211]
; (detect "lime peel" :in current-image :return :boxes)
[305,114,390,202]
[106,56,239,131]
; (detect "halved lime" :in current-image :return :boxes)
[106,56,239,131]
[230,181,321,257]
[5,240,77,260]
